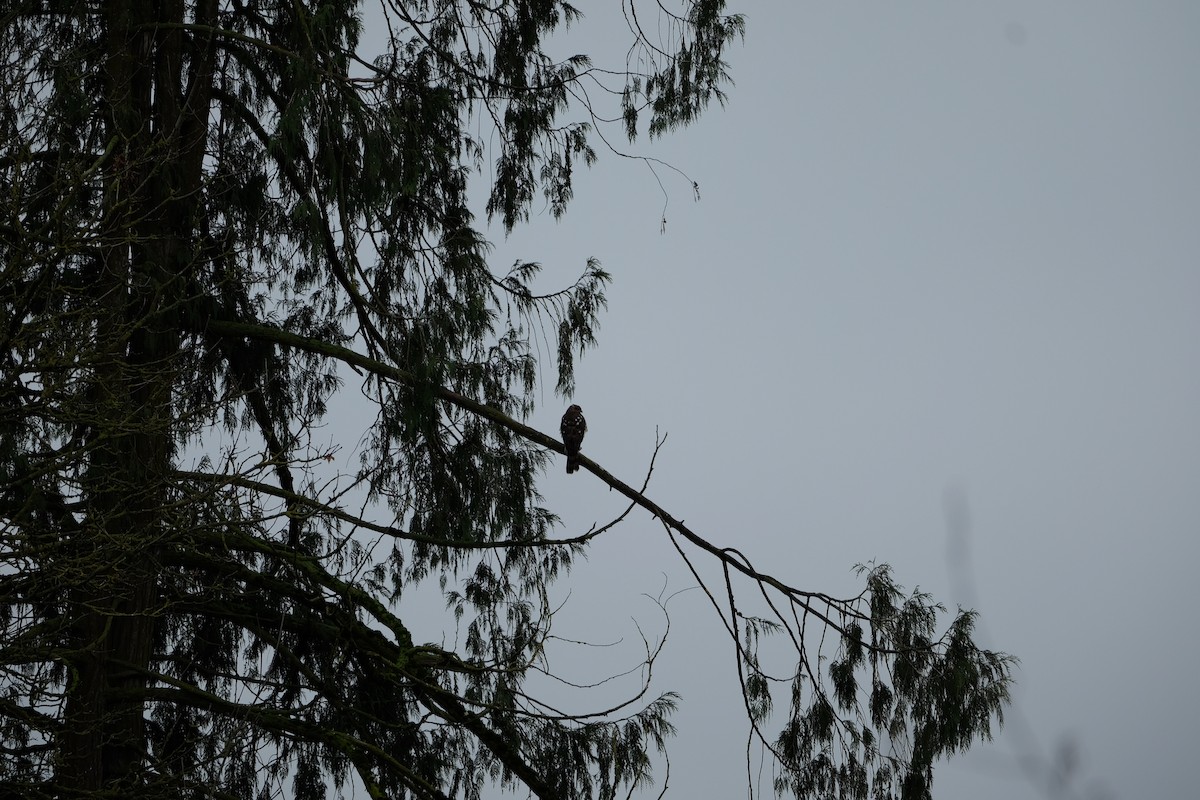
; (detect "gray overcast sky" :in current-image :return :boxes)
[362,2,1200,798]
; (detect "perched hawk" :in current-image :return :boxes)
[560,405,586,474]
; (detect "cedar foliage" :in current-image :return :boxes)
[0,2,1012,798]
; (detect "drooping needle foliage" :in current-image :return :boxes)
[0,2,1010,798]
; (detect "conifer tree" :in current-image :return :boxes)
[0,2,1013,798]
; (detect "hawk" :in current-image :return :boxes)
[560,404,586,474]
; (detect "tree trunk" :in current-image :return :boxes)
[57,0,206,789]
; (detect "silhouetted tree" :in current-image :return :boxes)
[0,2,1012,798]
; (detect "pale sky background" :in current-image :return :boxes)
[356,2,1200,798]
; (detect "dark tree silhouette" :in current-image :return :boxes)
[0,2,1012,798]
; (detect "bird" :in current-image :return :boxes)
[560,405,586,474]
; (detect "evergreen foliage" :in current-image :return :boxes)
[0,2,1012,798]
